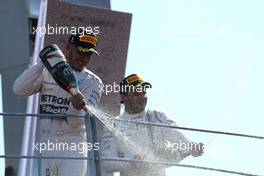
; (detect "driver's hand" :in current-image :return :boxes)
[71,92,86,111]
[189,142,204,157]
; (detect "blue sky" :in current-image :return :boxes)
[111,0,264,175]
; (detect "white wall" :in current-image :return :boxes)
[0,74,5,174]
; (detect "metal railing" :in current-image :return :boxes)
[0,112,263,176]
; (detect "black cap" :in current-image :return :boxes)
[119,74,152,94]
[69,31,99,56]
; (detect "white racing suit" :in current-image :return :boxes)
[13,62,103,176]
[101,110,192,176]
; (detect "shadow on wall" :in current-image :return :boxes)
[5,166,16,176]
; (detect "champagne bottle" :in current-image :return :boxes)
[39,44,79,96]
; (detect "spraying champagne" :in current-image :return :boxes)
[39,44,89,112]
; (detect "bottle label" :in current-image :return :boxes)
[45,49,66,67]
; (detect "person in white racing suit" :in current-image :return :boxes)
[101,74,204,176]
[13,32,103,176]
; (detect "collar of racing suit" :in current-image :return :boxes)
[120,110,147,120]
